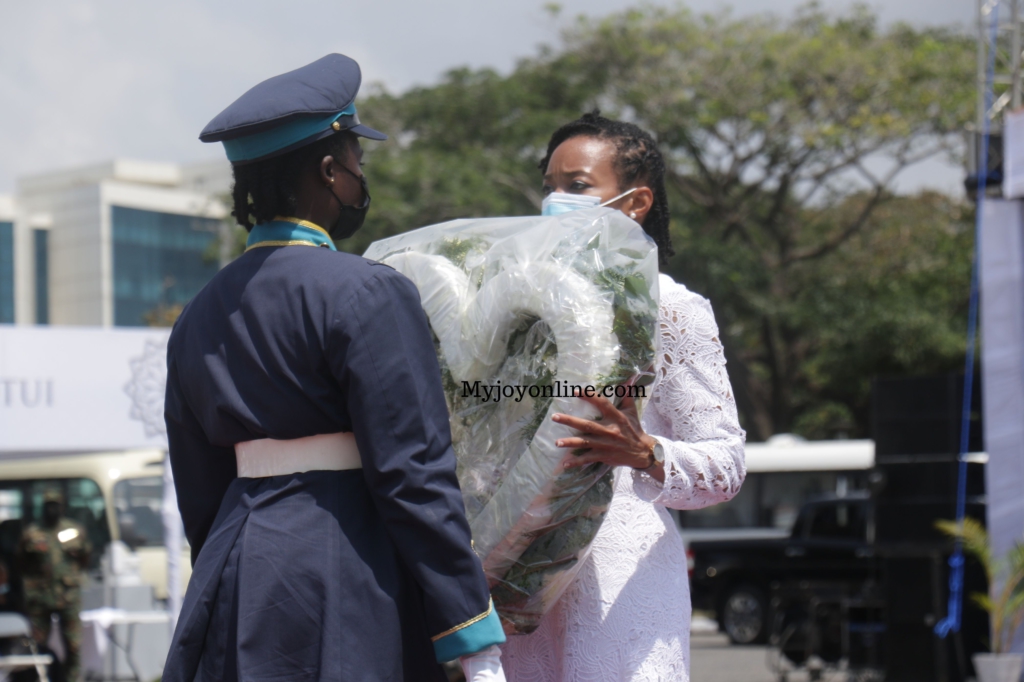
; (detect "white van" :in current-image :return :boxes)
[677,435,876,542]
[0,450,189,601]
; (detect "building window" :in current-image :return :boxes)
[33,229,48,325]
[111,206,220,327]
[0,223,12,324]
[113,476,164,549]
[0,479,111,571]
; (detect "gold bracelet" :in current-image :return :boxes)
[637,440,658,470]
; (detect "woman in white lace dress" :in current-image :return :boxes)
[501,113,747,681]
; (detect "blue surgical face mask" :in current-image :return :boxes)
[540,188,638,217]
[541,192,600,216]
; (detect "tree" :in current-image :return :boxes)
[143,302,184,328]
[346,4,976,439]
[745,191,973,439]
[344,63,602,255]
[558,3,976,437]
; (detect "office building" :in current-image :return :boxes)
[0,159,232,327]
[0,196,14,324]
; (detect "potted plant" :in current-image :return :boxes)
[937,518,1024,682]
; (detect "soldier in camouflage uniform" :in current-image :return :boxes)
[19,491,90,682]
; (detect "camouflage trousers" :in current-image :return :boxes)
[26,603,80,682]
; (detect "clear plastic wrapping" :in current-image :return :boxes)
[363,207,660,634]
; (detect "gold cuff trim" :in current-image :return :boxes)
[245,239,318,252]
[430,600,493,642]
[273,216,332,240]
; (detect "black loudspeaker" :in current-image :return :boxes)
[875,502,986,546]
[965,131,1004,194]
[881,553,988,682]
[872,374,983,460]
[882,554,948,681]
[846,601,886,671]
[873,460,986,503]
[871,374,989,680]
[884,624,948,682]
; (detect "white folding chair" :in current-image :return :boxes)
[0,613,52,682]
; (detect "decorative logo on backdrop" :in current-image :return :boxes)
[124,337,169,438]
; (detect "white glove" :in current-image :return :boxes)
[460,644,506,682]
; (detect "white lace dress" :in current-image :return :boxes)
[501,274,747,682]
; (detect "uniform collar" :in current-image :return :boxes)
[246,217,337,252]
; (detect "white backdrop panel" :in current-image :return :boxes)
[981,199,1024,652]
[0,325,170,451]
[1005,110,1024,200]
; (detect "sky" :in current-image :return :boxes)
[0,0,974,196]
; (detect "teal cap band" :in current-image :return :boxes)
[223,104,356,163]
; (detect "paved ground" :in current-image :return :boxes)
[690,621,859,682]
[691,630,780,682]
[445,620,856,682]
[450,632,790,682]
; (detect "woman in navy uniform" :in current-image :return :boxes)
[162,54,505,682]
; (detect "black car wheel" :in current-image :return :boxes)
[721,584,768,644]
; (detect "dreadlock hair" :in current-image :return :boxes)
[230,131,356,231]
[539,111,674,266]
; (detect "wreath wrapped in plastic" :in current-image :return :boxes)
[364,207,659,634]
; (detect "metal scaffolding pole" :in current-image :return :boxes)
[968,0,1023,186]
[978,0,1024,130]
[1011,0,1022,108]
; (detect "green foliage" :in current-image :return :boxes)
[348,4,974,439]
[938,518,1024,653]
[681,191,974,439]
[492,467,612,633]
[559,3,975,437]
[203,201,248,263]
[142,303,184,328]
[347,55,607,256]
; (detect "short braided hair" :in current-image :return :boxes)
[540,111,674,266]
[230,132,355,231]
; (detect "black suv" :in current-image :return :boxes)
[689,493,877,644]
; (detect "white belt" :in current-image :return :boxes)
[234,432,361,478]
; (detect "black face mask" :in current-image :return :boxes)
[42,502,60,528]
[328,163,370,240]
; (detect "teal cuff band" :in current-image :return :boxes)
[432,603,506,663]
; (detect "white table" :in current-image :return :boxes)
[80,609,169,682]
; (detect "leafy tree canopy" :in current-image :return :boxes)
[336,3,976,439]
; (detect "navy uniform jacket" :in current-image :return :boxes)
[162,242,498,682]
